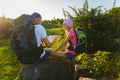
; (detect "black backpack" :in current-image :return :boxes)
[10,14,43,64]
[68,28,86,54]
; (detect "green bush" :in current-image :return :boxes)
[75,51,120,79]
[63,1,120,53]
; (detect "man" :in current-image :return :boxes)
[31,12,57,60]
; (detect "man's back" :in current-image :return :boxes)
[34,24,47,47]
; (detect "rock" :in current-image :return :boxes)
[18,58,69,80]
[79,77,96,80]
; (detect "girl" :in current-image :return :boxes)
[50,19,77,59]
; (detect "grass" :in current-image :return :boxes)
[0,40,23,80]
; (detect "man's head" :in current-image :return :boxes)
[31,12,42,24]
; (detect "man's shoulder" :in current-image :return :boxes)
[34,24,45,29]
[34,24,43,27]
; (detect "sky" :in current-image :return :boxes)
[0,0,120,20]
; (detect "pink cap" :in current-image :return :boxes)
[63,19,73,27]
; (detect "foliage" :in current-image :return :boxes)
[47,28,64,36]
[75,51,120,79]
[0,40,23,80]
[42,18,63,29]
[0,17,13,39]
[63,0,120,53]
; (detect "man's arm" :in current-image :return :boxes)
[42,37,52,48]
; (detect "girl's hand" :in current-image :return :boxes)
[53,35,59,42]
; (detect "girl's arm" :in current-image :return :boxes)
[42,36,58,48]
[55,34,72,52]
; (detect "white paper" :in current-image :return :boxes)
[47,35,58,42]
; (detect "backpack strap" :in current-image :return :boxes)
[67,29,77,50]
[74,29,78,45]
[69,29,77,45]
[25,25,44,59]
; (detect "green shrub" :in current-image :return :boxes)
[75,51,120,78]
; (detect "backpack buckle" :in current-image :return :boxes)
[72,45,76,49]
